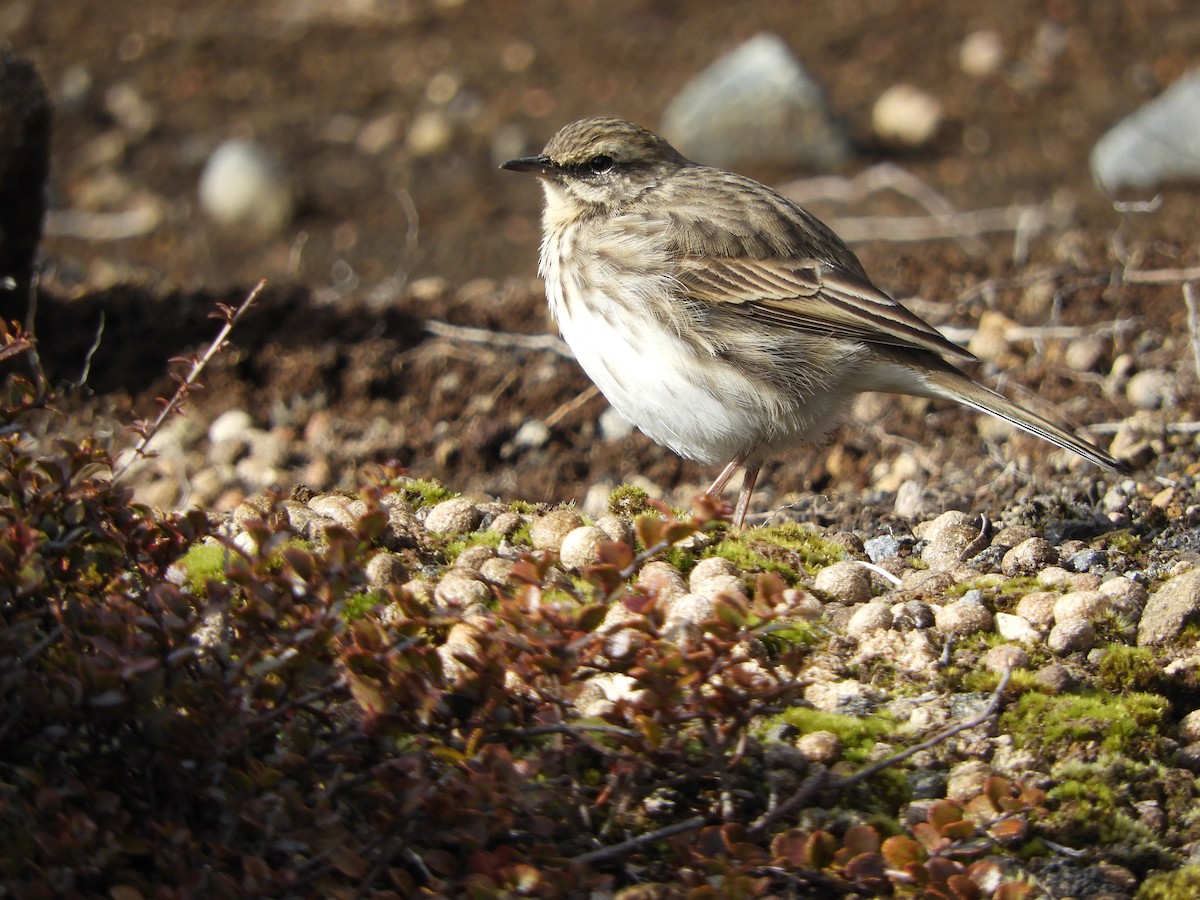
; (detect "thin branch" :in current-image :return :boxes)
[1184,283,1200,380]
[571,815,706,865]
[114,280,264,481]
[544,384,601,428]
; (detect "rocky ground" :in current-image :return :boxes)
[9,0,1200,894]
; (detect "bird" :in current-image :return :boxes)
[501,117,1127,528]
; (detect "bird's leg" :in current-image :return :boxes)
[706,450,748,497]
[732,463,762,529]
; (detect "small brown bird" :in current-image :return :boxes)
[502,117,1125,527]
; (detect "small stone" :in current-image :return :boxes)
[1176,743,1200,774]
[922,523,985,570]
[959,30,1004,78]
[454,545,496,571]
[598,406,636,442]
[406,110,453,157]
[1063,335,1108,373]
[1067,549,1108,573]
[485,510,525,538]
[559,525,606,571]
[1053,590,1111,623]
[595,514,634,546]
[995,612,1041,644]
[1139,570,1200,646]
[636,560,688,602]
[664,593,715,642]
[946,760,992,802]
[433,570,490,611]
[511,419,550,449]
[814,561,872,603]
[893,479,937,520]
[847,601,894,637]
[208,409,255,445]
[1016,592,1059,628]
[1125,369,1178,410]
[908,770,949,800]
[934,599,994,637]
[1036,566,1075,589]
[198,138,293,235]
[366,552,408,588]
[1047,618,1096,654]
[307,493,368,528]
[1033,663,1073,693]
[1100,576,1148,613]
[872,83,943,147]
[1001,537,1058,576]
[803,679,872,715]
[796,731,841,764]
[1178,709,1200,744]
[864,534,906,562]
[529,508,586,551]
[891,599,935,631]
[479,557,515,586]
[982,644,1030,673]
[424,497,484,535]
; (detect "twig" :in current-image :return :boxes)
[423,318,572,357]
[114,280,264,481]
[822,205,1064,244]
[74,311,105,388]
[44,200,163,240]
[571,815,706,865]
[1121,266,1200,285]
[1184,283,1200,380]
[544,384,601,427]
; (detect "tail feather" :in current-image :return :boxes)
[921,368,1130,474]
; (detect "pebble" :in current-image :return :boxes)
[529,508,586,551]
[864,534,907,563]
[1138,569,1200,646]
[959,30,1004,78]
[660,33,850,171]
[433,570,490,611]
[803,679,873,715]
[198,138,294,235]
[598,407,636,442]
[424,497,484,535]
[307,494,368,529]
[846,601,894,637]
[1052,590,1111,623]
[934,599,994,637]
[893,480,938,520]
[1033,663,1073,693]
[479,557,515,586]
[595,514,634,546]
[1125,369,1178,411]
[1001,537,1058,576]
[922,522,984,570]
[1066,549,1108,573]
[511,419,550,450]
[406,110,453,157]
[366,552,408,588]
[995,612,1041,644]
[872,84,943,147]
[946,760,992,802]
[1090,68,1200,192]
[208,409,255,446]
[796,731,841,764]
[813,560,873,603]
[1173,710,1200,746]
[983,644,1030,672]
[559,525,605,571]
[891,599,935,631]
[636,560,688,603]
[485,510,525,538]
[1047,619,1096,654]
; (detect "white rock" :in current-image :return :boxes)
[814,560,873,603]
[559,525,605,571]
[934,600,994,637]
[847,601,894,637]
[424,498,483,535]
[995,612,1041,644]
[959,30,1004,78]
[797,730,841,763]
[872,84,943,147]
[198,138,293,234]
[208,409,255,445]
[598,406,636,442]
[1091,69,1200,192]
[661,33,850,171]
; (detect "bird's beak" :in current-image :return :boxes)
[501,155,557,176]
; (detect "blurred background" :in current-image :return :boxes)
[9,0,1199,517]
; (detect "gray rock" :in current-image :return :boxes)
[1091,69,1200,192]
[1047,618,1096,654]
[660,33,850,171]
[1139,570,1200,646]
[529,508,586,551]
[1178,709,1200,744]
[814,560,872,603]
[1001,537,1058,576]
[847,601,894,637]
[934,599,994,637]
[864,534,907,562]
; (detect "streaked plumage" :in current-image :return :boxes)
[503,117,1126,527]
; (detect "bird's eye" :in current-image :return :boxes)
[587,154,614,174]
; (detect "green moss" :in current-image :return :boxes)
[962,666,1042,694]
[395,477,456,508]
[507,499,539,514]
[344,590,386,621]
[444,529,504,563]
[1002,690,1168,754]
[770,708,895,763]
[179,542,230,594]
[1098,645,1160,693]
[1137,865,1200,900]
[608,483,651,517]
[707,538,800,582]
[1104,530,1145,555]
[744,524,845,574]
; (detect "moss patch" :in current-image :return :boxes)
[1002,690,1169,755]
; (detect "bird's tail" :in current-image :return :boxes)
[921,367,1130,474]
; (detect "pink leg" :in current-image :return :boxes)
[705,450,748,496]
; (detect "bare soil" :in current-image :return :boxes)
[15,0,1200,523]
